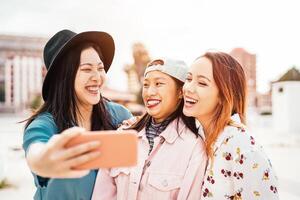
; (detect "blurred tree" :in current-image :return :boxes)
[30,94,43,110]
[0,179,12,189]
[124,43,151,104]
[0,84,4,102]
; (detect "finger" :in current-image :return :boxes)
[66,170,90,178]
[65,170,90,178]
[130,117,138,123]
[122,119,129,125]
[64,151,101,168]
[49,127,85,150]
[54,170,90,179]
[56,141,101,161]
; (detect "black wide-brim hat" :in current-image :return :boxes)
[42,29,115,101]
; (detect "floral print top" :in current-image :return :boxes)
[198,121,279,200]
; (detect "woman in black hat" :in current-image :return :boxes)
[23,30,132,200]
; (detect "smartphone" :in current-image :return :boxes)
[65,130,138,170]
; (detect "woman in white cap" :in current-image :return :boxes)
[23,29,132,200]
[92,58,207,200]
[183,52,279,199]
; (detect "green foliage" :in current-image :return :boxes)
[0,179,12,189]
[260,111,272,115]
[0,84,4,102]
[135,87,144,105]
[30,94,43,110]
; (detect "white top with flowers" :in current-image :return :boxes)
[198,122,279,200]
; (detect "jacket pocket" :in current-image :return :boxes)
[148,173,182,191]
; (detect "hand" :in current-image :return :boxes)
[119,116,140,130]
[26,127,101,178]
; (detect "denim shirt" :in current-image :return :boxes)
[23,101,132,200]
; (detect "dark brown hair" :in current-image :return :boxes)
[24,43,115,132]
[129,60,198,137]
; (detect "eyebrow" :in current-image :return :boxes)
[144,77,167,82]
[187,72,211,82]
[79,62,103,67]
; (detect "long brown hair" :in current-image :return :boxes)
[201,52,247,157]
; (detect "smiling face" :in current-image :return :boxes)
[74,47,106,110]
[142,70,183,123]
[183,57,219,124]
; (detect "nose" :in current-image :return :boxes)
[146,85,157,96]
[183,81,195,94]
[90,70,101,81]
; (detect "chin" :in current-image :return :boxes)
[147,110,160,118]
[88,98,100,105]
[183,109,194,117]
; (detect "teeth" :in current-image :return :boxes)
[87,86,99,91]
[86,86,99,93]
[185,97,197,103]
[147,100,160,106]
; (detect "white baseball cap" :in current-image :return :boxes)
[144,58,188,83]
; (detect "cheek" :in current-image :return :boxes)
[141,89,147,102]
[74,75,82,93]
[163,88,179,104]
[196,88,213,104]
[202,91,219,111]
[100,73,107,85]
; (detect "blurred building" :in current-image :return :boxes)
[0,34,144,114]
[257,91,272,114]
[102,87,144,116]
[0,34,47,112]
[230,48,257,108]
[272,67,300,134]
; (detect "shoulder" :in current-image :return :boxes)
[25,112,57,132]
[105,101,133,125]
[177,118,206,151]
[215,126,256,153]
[214,126,273,168]
[23,112,58,152]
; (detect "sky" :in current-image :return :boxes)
[1,0,300,93]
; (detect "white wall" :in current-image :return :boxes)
[272,81,300,134]
[21,56,28,105]
[12,56,21,107]
[4,59,12,106]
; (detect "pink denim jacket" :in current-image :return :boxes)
[92,118,207,200]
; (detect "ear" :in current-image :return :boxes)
[178,90,183,99]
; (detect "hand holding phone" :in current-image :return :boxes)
[65,130,138,170]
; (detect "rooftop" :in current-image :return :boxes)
[277,67,300,82]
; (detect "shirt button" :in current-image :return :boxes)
[146,161,151,167]
[162,179,168,187]
[139,184,143,190]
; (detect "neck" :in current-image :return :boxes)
[153,114,173,124]
[196,115,212,136]
[76,104,93,130]
[153,117,165,124]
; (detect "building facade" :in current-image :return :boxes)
[272,67,300,134]
[230,48,257,108]
[0,34,47,112]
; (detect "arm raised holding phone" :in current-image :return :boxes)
[22,29,133,200]
[26,127,101,178]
